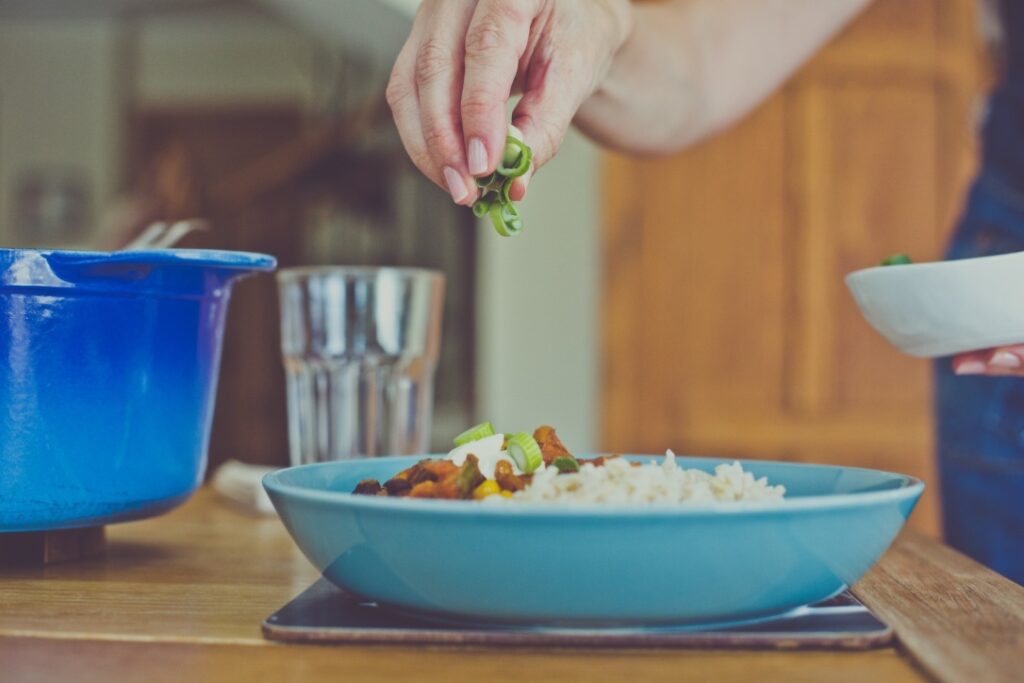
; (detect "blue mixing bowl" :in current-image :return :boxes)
[264,455,923,627]
[1,248,275,531]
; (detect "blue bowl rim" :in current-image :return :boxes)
[0,248,277,272]
[263,454,925,518]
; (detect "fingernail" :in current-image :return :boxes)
[442,166,469,203]
[955,360,986,375]
[989,352,1022,369]
[468,138,487,175]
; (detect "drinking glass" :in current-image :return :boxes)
[277,267,445,465]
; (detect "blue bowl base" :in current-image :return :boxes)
[0,490,195,533]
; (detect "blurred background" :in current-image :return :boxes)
[0,0,991,534]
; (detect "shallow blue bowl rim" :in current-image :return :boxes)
[0,247,277,271]
[263,455,925,518]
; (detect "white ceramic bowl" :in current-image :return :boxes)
[845,251,1024,358]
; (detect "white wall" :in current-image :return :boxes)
[134,9,317,107]
[476,130,600,452]
[0,18,121,246]
[0,8,317,247]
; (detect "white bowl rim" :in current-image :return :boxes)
[845,249,1024,284]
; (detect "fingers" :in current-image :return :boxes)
[387,28,435,185]
[506,166,532,202]
[414,1,478,205]
[386,1,478,204]
[953,346,1024,376]
[390,0,599,204]
[461,0,538,176]
[509,45,589,199]
[953,352,989,375]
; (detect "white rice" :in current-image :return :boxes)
[506,450,785,505]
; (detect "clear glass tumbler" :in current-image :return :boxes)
[277,267,445,465]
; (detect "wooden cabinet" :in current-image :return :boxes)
[600,0,986,534]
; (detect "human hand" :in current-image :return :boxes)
[953,346,1024,376]
[385,0,633,205]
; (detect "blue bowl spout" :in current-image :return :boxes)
[1,248,275,531]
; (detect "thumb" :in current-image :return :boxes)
[460,0,538,176]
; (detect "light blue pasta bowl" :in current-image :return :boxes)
[263,455,922,627]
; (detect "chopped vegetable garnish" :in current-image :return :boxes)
[507,432,543,474]
[880,253,913,266]
[355,426,562,500]
[488,201,523,237]
[453,421,496,446]
[497,137,531,177]
[552,456,580,473]
[352,424,786,505]
[454,455,486,497]
[499,176,513,204]
[472,199,491,218]
[471,124,532,238]
[472,479,502,500]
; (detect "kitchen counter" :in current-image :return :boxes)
[1,489,1022,682]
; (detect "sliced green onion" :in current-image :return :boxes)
[507,432,543,474]
[502,137,524,166]
[552,456,580,473]
[497,137,531,177]
[489,202,522,237]
[454,421,495,446]
[467,124,532,237]
[880,253,912,266]
[472,198,492,218]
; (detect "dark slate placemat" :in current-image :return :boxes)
[263,578,893,650]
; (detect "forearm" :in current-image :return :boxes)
[575,0,871,154]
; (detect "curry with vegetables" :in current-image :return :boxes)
[352,424,614,501]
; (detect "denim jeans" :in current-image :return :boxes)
[935,172,1024,583]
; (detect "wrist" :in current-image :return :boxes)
[576,2,700,154]
[589,0,639,103]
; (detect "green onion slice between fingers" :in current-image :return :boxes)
[472,198,492,218]
[497,137,531,177]
[469,124,532,237]
[475,172,497,189]
[488,201,522,237]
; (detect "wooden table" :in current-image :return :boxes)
[1,490,1022,683]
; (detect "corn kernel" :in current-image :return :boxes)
[472,480,501,500]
